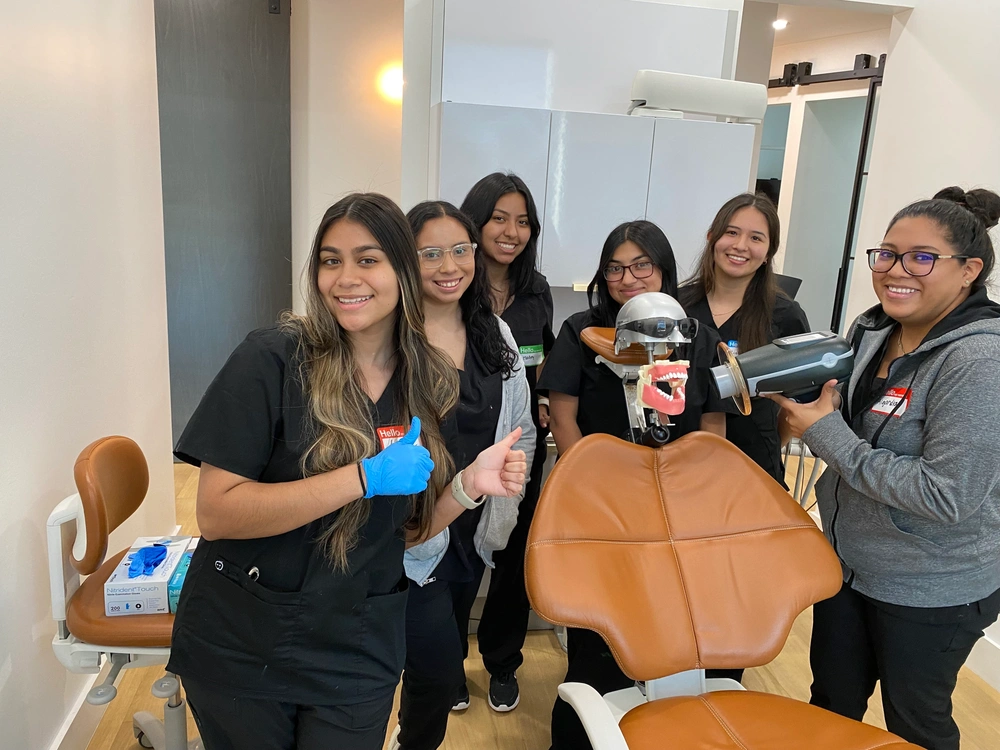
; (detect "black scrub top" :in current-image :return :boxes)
[538,307,729,445]
[168,326,413,705]
[435,341,503,582]
[501,271,554,464]
[684,294,810,482]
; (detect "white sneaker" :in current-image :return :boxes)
[387,724,401,750]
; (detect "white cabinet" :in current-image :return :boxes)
[435,102,756,289]
[539,112,655,288]
[436,102,551,216]
[645,118,755,280]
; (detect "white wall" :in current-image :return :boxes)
[841,0,1000,690]
[403,0,741,208]
[771,27,890,78]
[290,0,404,311]
[0,3,176,748]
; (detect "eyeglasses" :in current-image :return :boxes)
[603,261,656,282]
[618,317,700,339]
[867,248,969,277]
[417,242,477,269]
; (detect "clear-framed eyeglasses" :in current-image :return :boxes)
[417,242,477,269]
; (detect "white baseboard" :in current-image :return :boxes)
[49,671,106,750]
[968,632,1000,692]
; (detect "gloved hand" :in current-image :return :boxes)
[361,417,434,498]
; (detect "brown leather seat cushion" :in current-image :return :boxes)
[66,549,175,648]
[619,691,921,749]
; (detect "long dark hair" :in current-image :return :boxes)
[887,186,1000,292]
[460,172,542,296]
[680,193,782,353]
[281,193,458,569]
[587,220,679,327]
[406,200,519,378]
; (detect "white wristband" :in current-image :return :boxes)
[451,470,485,509]
[537,396,550,407]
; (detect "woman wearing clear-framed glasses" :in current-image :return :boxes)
[387,200,535,750]
[538,219,730,750]
[770,187,1000,750]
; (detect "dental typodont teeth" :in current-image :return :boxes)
[637,360,690,416]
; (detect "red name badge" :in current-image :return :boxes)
[871,387,911,417]
[376,425,422,450]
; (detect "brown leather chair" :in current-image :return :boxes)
[47,436,200,749]
[525,428,920,749]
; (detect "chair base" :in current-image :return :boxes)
[131,675,202,750]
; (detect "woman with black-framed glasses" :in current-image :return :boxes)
[538,219,730,750]
[770,187,1000,750]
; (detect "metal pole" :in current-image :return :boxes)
[830,76,881,332]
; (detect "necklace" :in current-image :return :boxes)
[710,302,740,319]
[897,328,910,356]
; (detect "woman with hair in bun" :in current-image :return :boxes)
[772,186,1000,750]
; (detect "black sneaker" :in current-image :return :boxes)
[488,672,519,712]
[451,682,470,711]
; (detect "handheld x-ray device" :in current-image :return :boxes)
[711,331,854,415]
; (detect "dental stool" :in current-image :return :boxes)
[47,436,201,749]
[525,431,920,750]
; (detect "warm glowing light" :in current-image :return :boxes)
[772,19,788,30]
[377,63,404,104]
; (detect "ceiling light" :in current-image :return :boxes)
[773,19,788,30]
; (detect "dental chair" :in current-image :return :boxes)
[47,436,201,749]
[525,328,919,749]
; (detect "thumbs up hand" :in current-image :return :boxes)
[462,427,528,499]
[361,417,435,498]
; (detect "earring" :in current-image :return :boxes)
[965,280,971,286]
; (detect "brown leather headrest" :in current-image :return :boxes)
[72,436,150,575]
[581,327,672,366]
[525,432,841,680]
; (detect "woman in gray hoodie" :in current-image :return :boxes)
[771,187,1000,750]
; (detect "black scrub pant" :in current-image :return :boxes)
[397,561,486,750]
[478,437,546,677]
[182,676,394,750]
[550,628,635,750]
[810,582,1000,750]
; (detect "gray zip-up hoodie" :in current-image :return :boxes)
[404,318,536,586]
[804,289,1000,607]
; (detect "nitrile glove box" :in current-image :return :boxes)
[168,537,199,613]
[104,536,191,617]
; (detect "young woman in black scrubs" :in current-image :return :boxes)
[680,193,809,487]
[168,193,527,750]
[459,173,554,712]
[679,193,809,684]
[539,219,729,750]
[389,201,536,750]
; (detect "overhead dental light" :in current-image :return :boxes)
[627,70,768,123]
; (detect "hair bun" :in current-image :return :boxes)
[934,185,1000,229]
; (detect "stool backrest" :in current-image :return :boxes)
[525,432,841,680]
[71,436,149,575]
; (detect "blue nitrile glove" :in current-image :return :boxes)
[128,544,167,578]
[361,417,434,498]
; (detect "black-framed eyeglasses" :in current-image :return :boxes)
[867,248,968,277]
[417,242,477,268]
[618,317,700,339]
[603,261,656,281]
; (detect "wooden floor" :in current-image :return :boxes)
[87,462,1000,749]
